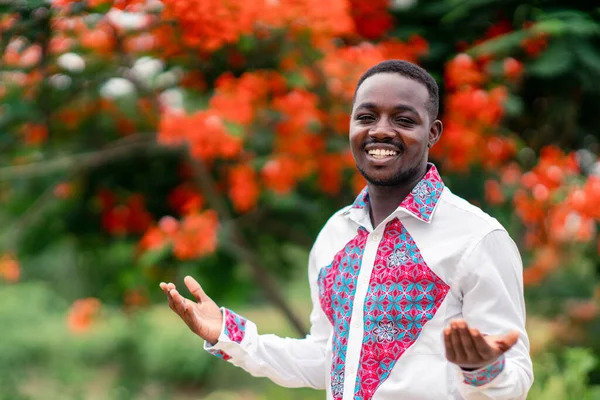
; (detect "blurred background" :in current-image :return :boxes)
[0,0,599,399]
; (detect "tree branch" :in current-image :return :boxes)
[0,134,159,181]
[189,156,308,337]
[1,134,164,253]
[104,22,308,336]
[2,181,58,252]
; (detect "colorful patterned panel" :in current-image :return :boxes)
[354,219,449,400]
[318,228,369,400]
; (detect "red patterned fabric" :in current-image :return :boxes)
[354,218,450,399]
[206,308,247,361]
[223,308,247,344]
[351,163,444,223]
[463,355,506,387]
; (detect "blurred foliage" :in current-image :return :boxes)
[2,279,600,399]
[1,0,600,398]
[0,282,214,400]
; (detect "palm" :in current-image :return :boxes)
[160,276,223,343]
[483,334,512,354]
[444,320,519,370]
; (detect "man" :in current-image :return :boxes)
[160,60,534,399]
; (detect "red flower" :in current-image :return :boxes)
[349,0,394,39]
[445,54,484,90]
[503,58,524,80]
[0,253,20,283]
[67,298,102,334]
[228,164,260,213]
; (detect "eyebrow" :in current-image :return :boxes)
[354,102,420,116]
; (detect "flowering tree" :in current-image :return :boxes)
[1,0,600,360]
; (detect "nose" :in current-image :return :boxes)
[368,119,395,140]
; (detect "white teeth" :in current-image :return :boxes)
[368,149,398,158]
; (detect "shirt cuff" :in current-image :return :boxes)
[204,307,248,361]
[461,355,506,387]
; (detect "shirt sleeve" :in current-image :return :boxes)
[454,229,534,399]
[203,245,331,389]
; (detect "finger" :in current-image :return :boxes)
[160,283,177,312]
[159,282,171,296]
[159,282,168,297]
[182,300,201,332]
[505,331,520,347]
[450,321,468,361]
[495,331,519,353]
[166,283,178,308]
[167,292,177,313]
[456,321,481,362]
[443,327,456,362]
[470,328,494,359]
[184,275,208,303]
[170,289,187,316]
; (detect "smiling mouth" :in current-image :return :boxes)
[367,148,399,159]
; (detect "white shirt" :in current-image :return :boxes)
[205,164,533,399]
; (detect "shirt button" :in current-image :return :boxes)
[353,321,361,329]
[372,234,380,241]
[347,366,354,375]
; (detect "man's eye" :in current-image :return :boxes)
[396,117,414,124]
[357,115,375,121]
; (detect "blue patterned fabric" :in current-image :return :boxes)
[462,355,506,387]
[351,163,444,223]
[353,219,449,399]
[317,228,369,399]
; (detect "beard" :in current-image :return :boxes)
[356,163,422,187]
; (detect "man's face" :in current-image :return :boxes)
[350,73,440,187]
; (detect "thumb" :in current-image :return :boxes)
[495,330,520,353]
[184,275,209,303]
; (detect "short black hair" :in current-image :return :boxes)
[353,59,439,120]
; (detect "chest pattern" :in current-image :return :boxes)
[317,218,450,400]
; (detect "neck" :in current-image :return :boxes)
[368,164,428,228]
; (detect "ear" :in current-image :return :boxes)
[428,120,443,148]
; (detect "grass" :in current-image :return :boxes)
[4,266,600,399]
[0,268,325,400]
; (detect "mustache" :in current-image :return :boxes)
[361,138,404,151]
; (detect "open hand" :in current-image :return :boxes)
[159,276,223,344]
[444,319,519,370]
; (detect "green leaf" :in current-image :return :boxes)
[183,92,210,113]
[441,0,499,24]
[468,30,529,58]
[527,40,573,77]
[92,2,113,13]
[504,94,525,117]
[238,35,257,53]
[25,0,48,8]
[138,244,171,268]
[224,121,245,138]
[572,41,600,74]
[284,72,307,88]
[534,17,600,37]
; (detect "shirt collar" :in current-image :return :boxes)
[349,163,445,223]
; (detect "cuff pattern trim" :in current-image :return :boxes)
[462,355,506,387]
[207,308,247,361]
[223,308,247,344]
[209,349,232,361]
